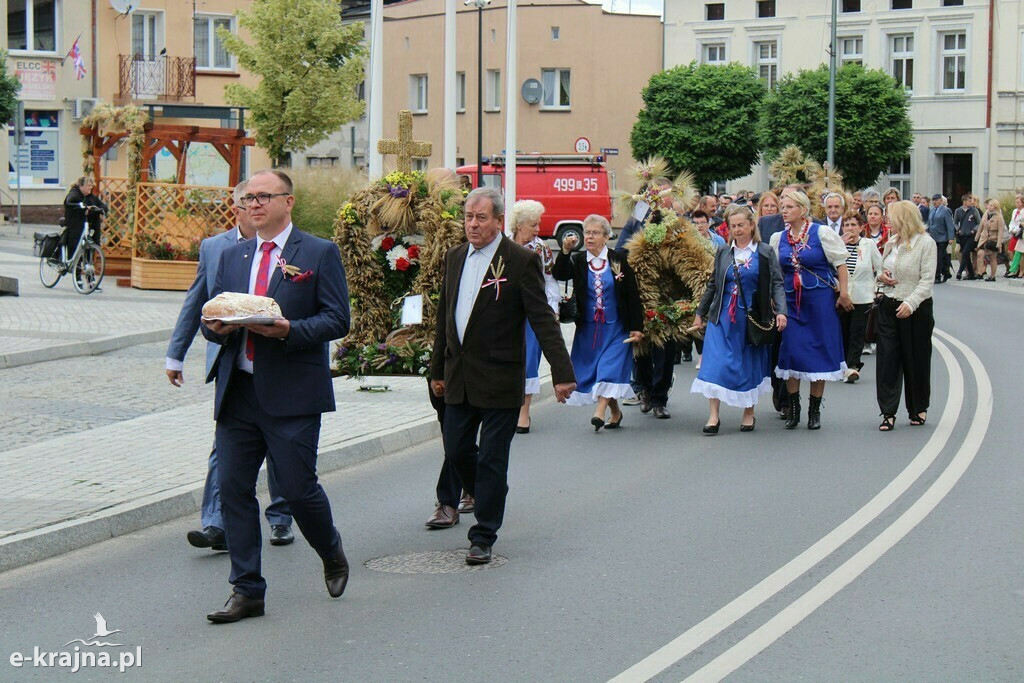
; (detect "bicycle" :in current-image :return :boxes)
[39,208,106,294]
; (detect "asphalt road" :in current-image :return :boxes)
[0,281,1019,682]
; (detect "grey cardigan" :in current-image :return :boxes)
[697,242,787,325]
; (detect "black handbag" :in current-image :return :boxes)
[558,281,577,324]
[732,260,777,347]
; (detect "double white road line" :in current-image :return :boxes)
[611,328,991,682]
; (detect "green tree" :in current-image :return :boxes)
[220,0,366,166]
[758,63,913,190]
[630,62,766,189]
[0,51,22,126]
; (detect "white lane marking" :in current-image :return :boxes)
[610,334,963,683]
[684,330,990,681]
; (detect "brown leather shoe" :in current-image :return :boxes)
[425,503,459,529]
[323,545,350,598]
[457,493,475,513]
[206,592,265,623]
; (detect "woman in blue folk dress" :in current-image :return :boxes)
[692,205,787,433]
[769,191,854,430]
[508,200,561,434]
[553,215,644,431]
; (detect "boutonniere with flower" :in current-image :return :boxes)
[278,257,312,282]
[481,256,508,300]
[610,259,624,281]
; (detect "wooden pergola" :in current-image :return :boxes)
[80,122,254,186]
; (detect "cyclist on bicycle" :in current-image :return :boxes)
[62,176,106,258]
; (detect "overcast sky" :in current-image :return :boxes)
[594,0,663,16]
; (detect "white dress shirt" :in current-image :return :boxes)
[824,219,842,234]
[731,242,755,264]
[455,231,502,343]
[165,229,248,372]
[236,223,293,373]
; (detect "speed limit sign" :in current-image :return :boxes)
[574,137,591,153]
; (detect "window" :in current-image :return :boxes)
[194,14,234,70]
[942,0,964,5]
[410,74,428,113]
[891,0,912,8]
[840,37,863,66]
[8,110,60,188]
[551,26,559,40]
[485,69,501,111]
[757,1,776,18]
[890,34,914,90]
[941,32,967,92]
[8,0,58,53]
[541,68,571,109]
[357,81,365,101]
[706,3,724,20]
[842,0,861,11]
[755,41,778,88]
[889,156,911,199]
[307,157,338,167]
[702,43,726,65]
[412,158,429,172]
[456,72,466,113]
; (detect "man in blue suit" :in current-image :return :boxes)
[201,170,351,623]
[165,181,294,552]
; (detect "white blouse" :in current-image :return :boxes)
[768,221,850,268]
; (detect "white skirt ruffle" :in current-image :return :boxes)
[774,363,848,383]
[690,376,772,408]
[525,377,540,396]
[565,381,636,406]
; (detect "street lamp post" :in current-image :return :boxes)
[827,0,838,168]
[466,0,490,188]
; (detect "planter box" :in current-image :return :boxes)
[131,258,198,291]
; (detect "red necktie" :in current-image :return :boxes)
[245,241,277,361]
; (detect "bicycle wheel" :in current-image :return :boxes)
[39,256,63,288]
[72,244,105,294]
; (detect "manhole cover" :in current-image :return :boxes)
[365,550,508,574]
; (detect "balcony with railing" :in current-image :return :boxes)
[117,55,196,103]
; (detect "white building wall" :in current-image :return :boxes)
[664,0,1003,198]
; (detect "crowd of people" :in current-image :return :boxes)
[502,179,961,435]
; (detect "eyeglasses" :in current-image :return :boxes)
[237,192,290,208]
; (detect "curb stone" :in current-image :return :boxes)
[0,327,175,369]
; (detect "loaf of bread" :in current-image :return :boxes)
[202,292,282,319]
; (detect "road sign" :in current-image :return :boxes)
[574,137,590,153]
[601,147,619,156]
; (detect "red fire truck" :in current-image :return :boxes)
[456,154,614,248]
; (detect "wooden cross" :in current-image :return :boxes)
[377,110,432,174]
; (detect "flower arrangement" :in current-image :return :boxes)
[334,340,432,378]
[333,162,467,376]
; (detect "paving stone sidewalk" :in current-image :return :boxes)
[0,228,186,366]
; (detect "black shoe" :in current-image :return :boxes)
[740,417,756,432]
[269,525,294,546]
[605,413,623,429]
[653,406,671,419]
[639,392,652,414]
[682,353,693,362]
[187,526,227,551]
[591,416,605,432]
[515,423,530,434]
[207,592,264,623]
[785,392,801,429]
[466,543,492,565]
[702,421,720,434]
[323,545,350,598]
[807,395,823,430]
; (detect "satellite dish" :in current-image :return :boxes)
[109,0,137,15]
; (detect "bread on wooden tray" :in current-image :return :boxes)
[202,292,282,320]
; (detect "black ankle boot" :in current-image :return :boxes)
[785,392,801,429]
[807,395,823,430]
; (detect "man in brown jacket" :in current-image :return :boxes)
[430,187,576,564]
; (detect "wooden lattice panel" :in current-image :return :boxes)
[133,182,235,260]
[99,177,132,259]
